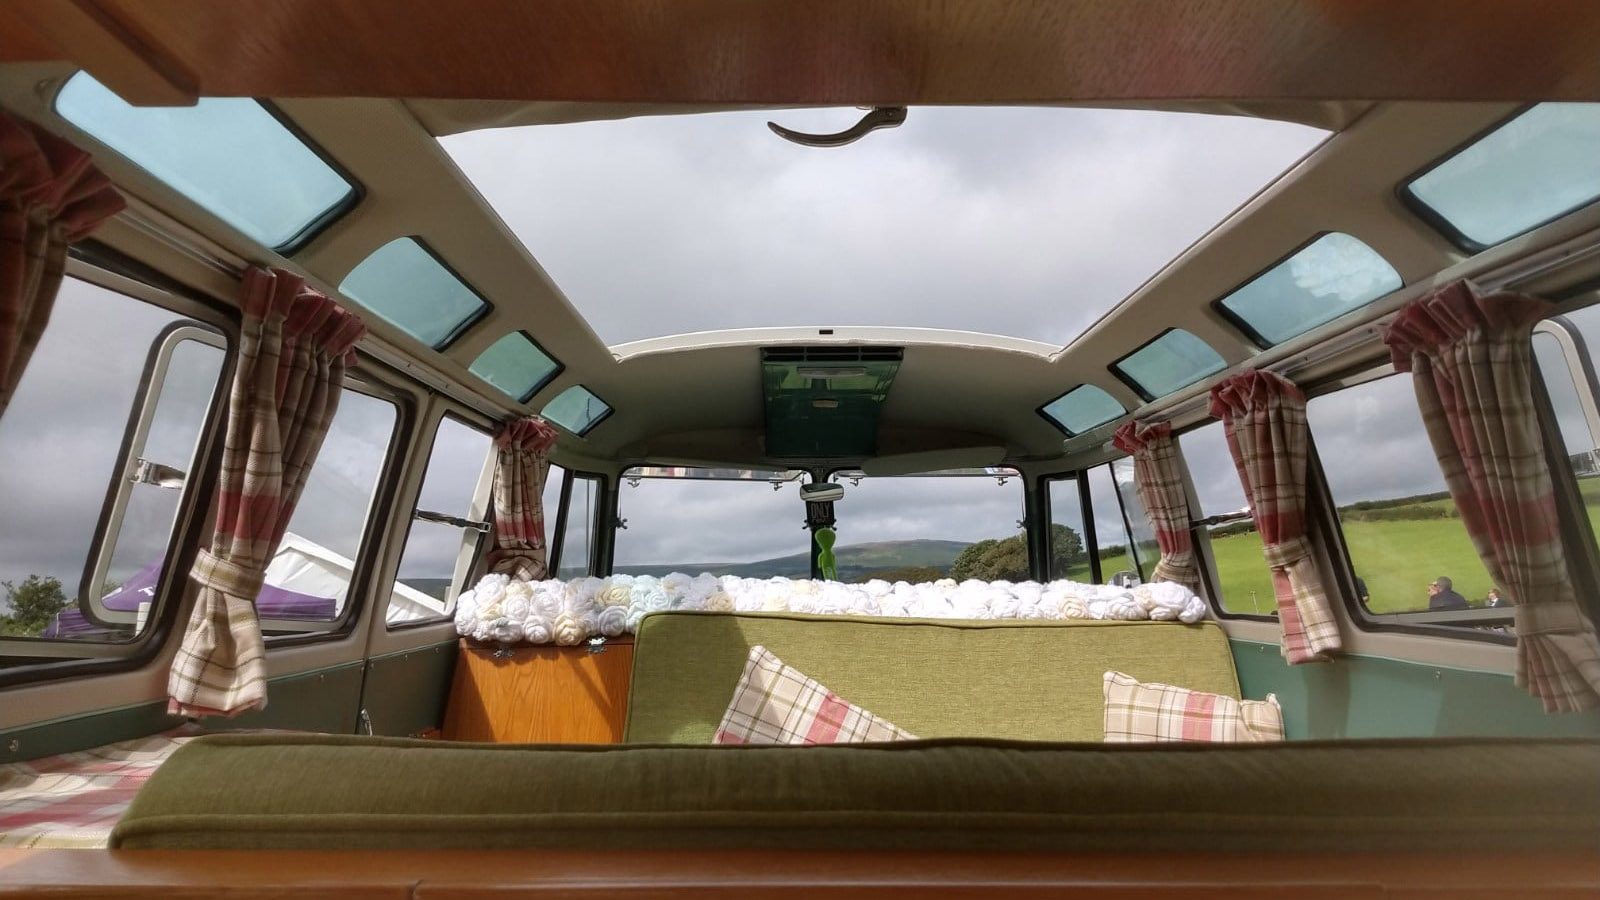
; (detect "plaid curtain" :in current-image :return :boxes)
[1386,280,1600,712]
[168,267,365,717]
[1111,421,1200,591]
[1209,370,1342,664]
[487,417,561,580]
[1,111,123,421]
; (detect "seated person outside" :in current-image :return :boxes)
[1427,576,1470,611]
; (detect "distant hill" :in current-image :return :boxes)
[613,538,971,580]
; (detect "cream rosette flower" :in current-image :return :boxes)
[523,619,553,645]
[596,604,629,637]
[933,578,957,591]
[551,612,587,646]
[705,591,735,613]
[789,578,820,598]
[600,582,632,609]
[530,582,563,622]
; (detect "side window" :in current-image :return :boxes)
[1111,457,1161,582]
[1047,476,1091,580]
[556,473,598,579]
[1180,422,1276,615]
[389,416,493,625]
[1533,303,1600,565]
[0,276,226,653]
[1084,464,1138,584]
[1307,374,1503,629]
[542,462,568,574]
[261,388,398,636]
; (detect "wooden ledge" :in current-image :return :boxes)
[3,849,1597,898]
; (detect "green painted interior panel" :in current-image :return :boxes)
[761,347,902,458]
[360,641,458,737]
[1231,639,1600,740]
[0,662,364,763]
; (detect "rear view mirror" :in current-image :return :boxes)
[800,483,844,502]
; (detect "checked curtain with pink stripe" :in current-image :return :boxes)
[487,417,561,580]
[1385,281,1600,712]
[167,267,365,717]
[1111,420,1201,592]
[1,110,123,422]
[1209,370,1342,664]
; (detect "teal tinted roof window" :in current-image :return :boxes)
[1403,103,1600,249]
[1111,329,1227,400]
[541,385,612,436]
[339,238,488,348]
[54,72,355,251]
[469,332,562,402]
[1040,385,1125,436]
[1217,233,1402,347]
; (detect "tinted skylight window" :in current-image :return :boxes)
[339,238,487,348]
[1217,233,1402,346]
[468,332,561,402]
[1112,329,1226,400]
[54,72,354,250]
[1404,103,1600,248]
[541,385,611,436]
[1040,384,1125,435]
[440,108,1326,345]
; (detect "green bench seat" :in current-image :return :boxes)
[624,612,1241,743]
[112,732,1600,851]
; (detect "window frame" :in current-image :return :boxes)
[1300,365,1516,644]
[50,74,364,256]
[0,257,236,687]
[1108,327,1227,403]
[385,409,497,631]
[1036,383,1126,437]
[339,236,493,352]
[1210,231,1404,350]
[541,384,614,437]
[1168,418,1277,622]
[1530,306,1600,628]
[468,329,565,403]
[1396,103,1600,254]
[553,470,605,578]
[1039,471,1100,583]
[259,372,411,646]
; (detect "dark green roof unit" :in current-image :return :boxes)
[761,346,903,459]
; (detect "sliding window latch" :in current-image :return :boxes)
[129,458,186,489]
[413,509,492,533]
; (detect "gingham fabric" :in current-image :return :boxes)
[1102,671,1283,743]
[1112,420,1201,591]
[1209,370,1342,664]
[0,731,192,849]
[167,267,365,717]
[1386,280,1600,713]
[713,646,917,745]
[1,110,123,422]
[487,417,561,580]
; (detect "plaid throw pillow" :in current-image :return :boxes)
[1102,671,1284,743]
[713,646,917,745]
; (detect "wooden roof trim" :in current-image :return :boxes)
[10,0,1600,106]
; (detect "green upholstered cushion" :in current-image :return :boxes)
[112,733,1600,851]
[624,613,1241,743]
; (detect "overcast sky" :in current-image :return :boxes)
[8,109,1600,631]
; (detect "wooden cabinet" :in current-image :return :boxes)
[441,638,634,743]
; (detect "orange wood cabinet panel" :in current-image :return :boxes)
[441,638,633,743]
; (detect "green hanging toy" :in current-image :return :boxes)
[815,527,838,582]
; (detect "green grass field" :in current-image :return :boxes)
[1054,476,1600,616]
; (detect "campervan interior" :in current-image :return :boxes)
[1,2,1599,895]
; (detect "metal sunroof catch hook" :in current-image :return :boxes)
[768,107,907,148]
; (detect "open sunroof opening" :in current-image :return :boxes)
[1039,384,1125,436]
[1403,103,1600,250]
[339,237,488,349]
[1216,232,1402,347]
[1111,329,1226,401]
[468,332,561,402]
[54,72,356,251]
